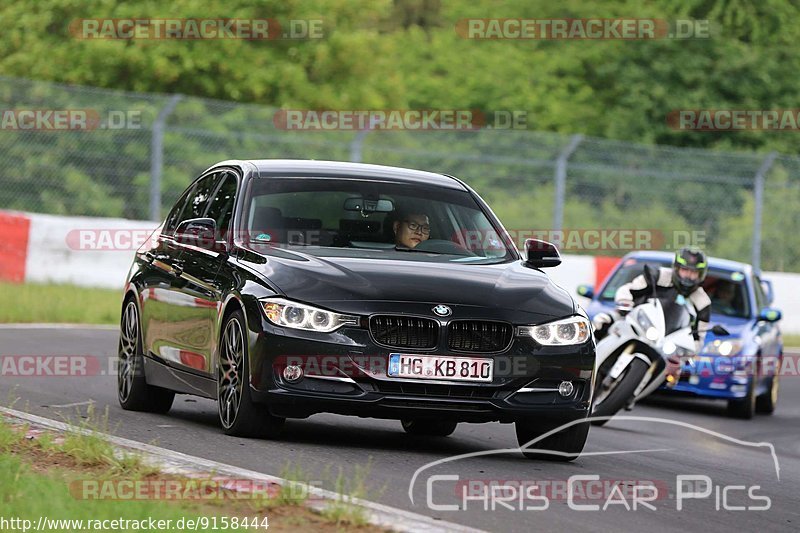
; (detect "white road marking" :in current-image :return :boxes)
[46,400,95,408]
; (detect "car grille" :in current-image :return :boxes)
[447,321,513,353]
[369,316,439,349]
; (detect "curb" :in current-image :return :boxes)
[0,407,484,533]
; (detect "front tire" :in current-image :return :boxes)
[117,299,175,413]
[515,418,589,461]
[728,378,756,419]
[217,310,284,438]
[401,419,458,437]
[591,358,649,426]
[756,374,779,414]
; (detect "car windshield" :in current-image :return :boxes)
[599,258,751,318]
[241,177,514,264]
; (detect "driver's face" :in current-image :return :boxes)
[394,214,430,248]
[678,266,700,281]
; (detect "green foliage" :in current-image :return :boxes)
[0,0,799,269]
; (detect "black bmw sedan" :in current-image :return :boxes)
[118,160,595,460]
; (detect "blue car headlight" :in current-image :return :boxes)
[702,339,744,357]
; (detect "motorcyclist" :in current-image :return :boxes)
[594,248,711,410]
[614,247,712,352]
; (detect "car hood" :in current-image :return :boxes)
[240,248,574,322]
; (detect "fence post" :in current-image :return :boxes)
[150,94,183,221]
[552,134,584,240]
[752,151,777,271]
[350,126,376,163]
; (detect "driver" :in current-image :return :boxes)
[615,247,712,351]
[393,211,431,248]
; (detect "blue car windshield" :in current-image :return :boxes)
[600,259,751,318]
[242,177,514,265]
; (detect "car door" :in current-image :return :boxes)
[172,169,240,376]
[148,171,221,373]
[753,274,780,360]
[139,183,195,363]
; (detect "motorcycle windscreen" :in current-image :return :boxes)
[656,288,692,335]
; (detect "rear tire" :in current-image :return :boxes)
[401,419,458,437]
[756,375,779,414]
[218,310,285,438]
[591,358,649,425]
[117,299,175,414]
[515,418,589,461]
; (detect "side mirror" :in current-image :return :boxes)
[576,284,594,299]
[711,324,730,336]
[758,307,782,323]
[175,218,218,250]
[523,239,561,268]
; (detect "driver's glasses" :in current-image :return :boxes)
[404,220,431,235]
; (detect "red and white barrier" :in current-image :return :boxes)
[1,209,798,333]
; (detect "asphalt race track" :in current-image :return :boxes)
[1,326,798,532]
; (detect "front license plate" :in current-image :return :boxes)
[388,353,493,382]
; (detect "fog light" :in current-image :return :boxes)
[558,381,574,397]
[283,365,304,383]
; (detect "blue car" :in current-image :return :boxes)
[577,251,783,419]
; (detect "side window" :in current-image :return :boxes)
[205,171,238,239]
[163,172,220,236]
[185,173,220,220]
[163,186,196,236]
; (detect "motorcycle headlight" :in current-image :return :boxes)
[517,316,591,346]
[635,308,654,331]
[261,298,359,333]
[702,339,744,357]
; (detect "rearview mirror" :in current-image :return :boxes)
[576,284,594,298]
[523,239,561,268]
[343,197,394,214]
[757,307,782,323]
[175,218,218,250]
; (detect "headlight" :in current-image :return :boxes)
[517,316,591,346]
[635,308,654,331]
[702,339,744,356]
[261,298,359,333]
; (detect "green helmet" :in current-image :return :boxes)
[672,247,708,295]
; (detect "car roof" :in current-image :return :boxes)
[211,159,468,191]
[622,250,754,275]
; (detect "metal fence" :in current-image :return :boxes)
[1,75,798,272]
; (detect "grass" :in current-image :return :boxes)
[783,334,800,348]
[0,415,385,531]
[0,282,121,324]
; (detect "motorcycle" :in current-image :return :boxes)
[591,265,698,425]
